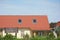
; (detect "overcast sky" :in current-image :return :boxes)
[0,0,60,23]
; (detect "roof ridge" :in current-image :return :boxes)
[0,15,47,16]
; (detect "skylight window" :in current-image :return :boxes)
[33,19,37,23]
[18,19,22,24]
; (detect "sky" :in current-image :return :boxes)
[0,0,60,23]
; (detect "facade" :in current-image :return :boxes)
[0,15,50,38]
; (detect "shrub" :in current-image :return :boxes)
[3,34,14,40]
[56,37,60,40]
[46,32,55,40]
[0,33,60,40]
[0,34,22,40]
[23,34,29,40]
[0,35,3,40]
[30,36,47,40]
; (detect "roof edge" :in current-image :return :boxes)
[0,15,47,16]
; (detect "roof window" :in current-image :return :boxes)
[33,19,37,23]
[18,19,22,24]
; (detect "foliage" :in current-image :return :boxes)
[56,37,60,40]
[3,34,14,40]
[50,23,57,28]
[55,26,60,32]
[23,34,29,40]
[0,34,21,40]
[30,36,47,40]
[46,32,55,40]
[0,35,3,40]
[0,34,60,40]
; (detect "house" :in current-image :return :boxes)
[55,21,60,36]
[50,21,60,28]
[56,21,60,27]
[50,21,60,37]
[0,15,50,38]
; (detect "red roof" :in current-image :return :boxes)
[0,15,50,30]
[57,21,60,26]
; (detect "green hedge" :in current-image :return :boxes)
[0,34,21,40]
[0,34,60,40]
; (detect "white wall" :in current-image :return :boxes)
[2,29,16,36]
[24,30,31,37]
[17,29,31,38]
[2,29,31,38]
[8,33,15,36]
[2,29,6,36]
[17,29,22,38]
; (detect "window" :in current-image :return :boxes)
[38,32,43,36]
[18,19,22,24]
[21,30,24,37]
[33,19,37,23]
[5,28,18,33]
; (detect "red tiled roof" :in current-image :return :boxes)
[57,21,60,26]
[0,15,50,30]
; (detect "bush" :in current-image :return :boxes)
[23,34,29,40]
[46,32,55,40]
[2,34,21,40]
[30,36,47,40]
[3,34,15,40]
[0,35,3,40]
[0,34,60,40]
[56,37,60,40]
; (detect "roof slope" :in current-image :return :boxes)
[0,15,50,30]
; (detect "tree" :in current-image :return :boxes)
[50,23,57,28]
[55,26,60,37]
[50,22,58,38]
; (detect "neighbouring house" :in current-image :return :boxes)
[0,15,50,38]
[55,21,60,36]
[50,21,60,37]
[50,21,60,29]
[56,21,60,27]
[50,22,57,31]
